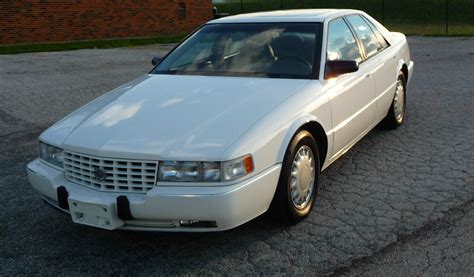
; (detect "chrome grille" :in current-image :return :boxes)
[63,151,158,193]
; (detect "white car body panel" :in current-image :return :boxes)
[27,9,414,231]
[327,57,377,154]
[47,74,309,161]
[28,159,281,231]
[221,80,332,171]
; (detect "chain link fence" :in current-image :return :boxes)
[213,0,474,35]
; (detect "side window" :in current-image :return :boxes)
[362,16,389,49]
[346,15,382,59]
[327,18,362,63]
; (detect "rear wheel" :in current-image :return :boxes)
[270,130,320,224]
[381,72,406,129]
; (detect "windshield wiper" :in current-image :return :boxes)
[170,57,211,71]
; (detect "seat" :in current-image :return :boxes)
[270,34,312,76]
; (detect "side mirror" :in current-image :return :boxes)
[325,60,359,79]
[151,57,162,66]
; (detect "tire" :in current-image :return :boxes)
[380,71,407,129]
[269,130,320,225]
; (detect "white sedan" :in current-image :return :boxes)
[27,9,414,231]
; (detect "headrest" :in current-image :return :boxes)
[271,34,305,58]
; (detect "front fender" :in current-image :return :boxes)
[220,80,332,174]
[276,114,332,169]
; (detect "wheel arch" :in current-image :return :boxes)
[396,58,409,82]
[278,116,329,170]
[401,63,409,82]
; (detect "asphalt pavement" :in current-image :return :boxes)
[0,37,473,275]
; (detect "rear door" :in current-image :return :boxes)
[345,14,397,121]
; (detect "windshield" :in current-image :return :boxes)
[152,23,321,79]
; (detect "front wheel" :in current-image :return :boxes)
[270,130,320,224]
[381,72,406,129]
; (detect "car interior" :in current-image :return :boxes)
[204,31,316,76]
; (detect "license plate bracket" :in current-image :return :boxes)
[68,198,124,230]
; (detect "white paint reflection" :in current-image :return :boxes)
[89,100,144,127]
[184,135,224,149]
[160,97,183,108]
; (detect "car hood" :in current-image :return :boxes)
[41,74,309,160]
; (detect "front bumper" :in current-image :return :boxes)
[27,159,281,232]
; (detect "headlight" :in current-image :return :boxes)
[158,155,253,182]
[222,154,254,181]
[201,162,220,182]
[39,142,64,168]
[158,161,199,182]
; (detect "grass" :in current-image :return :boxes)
[388,23,474,36]
[0,34,186,55]
[214,0,474,36]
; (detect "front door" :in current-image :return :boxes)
[325,17,376,157]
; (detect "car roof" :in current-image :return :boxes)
[209,9,361,24]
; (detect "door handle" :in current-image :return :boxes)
[365,74,371,78]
